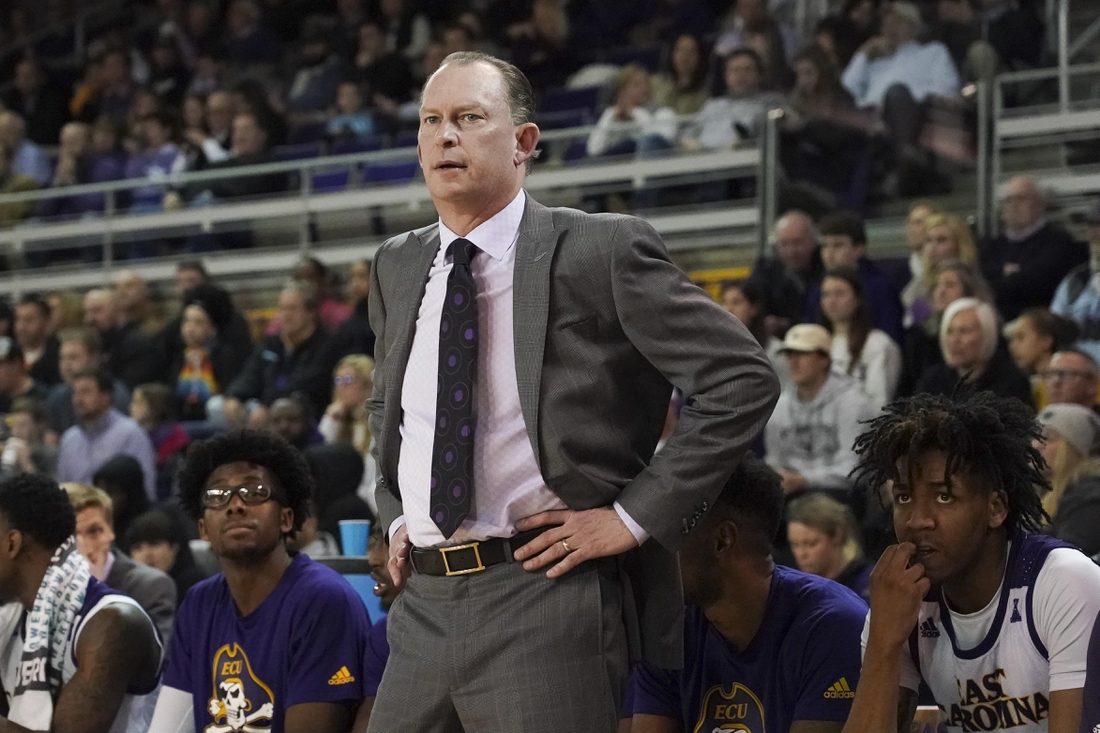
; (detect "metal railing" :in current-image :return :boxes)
[0,111,787,295]
[975,62,1100,233]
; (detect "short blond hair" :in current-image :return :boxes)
[61,482,113,526]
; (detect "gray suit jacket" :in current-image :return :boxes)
[105,548,177,644]
[368,196,779,667]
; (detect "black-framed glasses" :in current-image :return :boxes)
[202,483,274,509]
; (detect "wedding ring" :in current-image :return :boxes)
[561,539,571,553]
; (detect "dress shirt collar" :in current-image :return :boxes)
[438,189,526,262]
[80,407,118,437]
[1005,217,1046,243]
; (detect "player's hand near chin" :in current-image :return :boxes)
[867,543,930,651]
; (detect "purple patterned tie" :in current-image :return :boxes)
[430,237,479,538]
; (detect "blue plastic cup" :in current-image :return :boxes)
[339,520,371,556]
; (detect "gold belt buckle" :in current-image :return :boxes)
[439,542,485,576]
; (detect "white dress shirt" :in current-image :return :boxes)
[842,40,960,108]
[394,190,646,548]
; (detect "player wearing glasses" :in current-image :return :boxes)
[147,429,372,733]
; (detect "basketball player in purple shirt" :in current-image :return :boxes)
[148,430,372,733]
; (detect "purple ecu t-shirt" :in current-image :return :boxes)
[162,553,371,733]
[633,565,867,732]
[363,616,389,697]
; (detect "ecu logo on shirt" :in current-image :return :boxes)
[693,683,766,733]
[205,644,276,733]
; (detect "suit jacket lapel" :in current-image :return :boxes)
[382,226,441,491]
[512,197,561,470]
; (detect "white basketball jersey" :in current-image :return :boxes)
[0,582,162,733]
[908,534,1070,732]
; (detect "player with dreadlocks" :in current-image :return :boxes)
[840,391,1100,733]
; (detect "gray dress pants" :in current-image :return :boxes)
[367,557,629,733]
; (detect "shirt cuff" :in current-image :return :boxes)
[613,502,649,546]
[388,516,406,542]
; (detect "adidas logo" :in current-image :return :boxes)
[328,666,356,686]
[824,678,854,699]
[920,619,940,638]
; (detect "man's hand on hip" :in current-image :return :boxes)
[513,507,638,578]
[388,523,413,590]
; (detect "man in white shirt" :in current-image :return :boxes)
[842,391,1100,733]
[841,2,959,158]
[366,51,779,732]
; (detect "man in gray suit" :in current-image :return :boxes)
[63,482,176,642]
[367,51,779,733]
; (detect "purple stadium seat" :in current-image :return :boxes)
[605,44,663,72]
[288,121,328,144]
[274,142,324,161]
[364,160,419,185]
[538,109,590,130]
[539,86,602,114]
[311,169,351,192]
[331,137,385,155]
[392,131,419,148]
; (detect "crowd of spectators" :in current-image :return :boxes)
[0,0,1057,249]
[740,178,1100,570]
[0,254,380,647]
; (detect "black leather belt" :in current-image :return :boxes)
[410,528,550,577]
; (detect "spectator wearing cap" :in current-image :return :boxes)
[1035,404,1100,555]
[56,367,157,501]
[1043,349,1100,410]
[841,2,959,167]
[1051,200,1100,364]
[764,324,876,499]
[46,327,132,435]
[130,383,191,500]
[170,283,251,422]
[0,111,51,186]
[981,176,1086,321]
[14,294,61,387]
[915,298,1033,406]
[0,338,51,414]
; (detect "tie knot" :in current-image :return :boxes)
[450,238,479,268]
